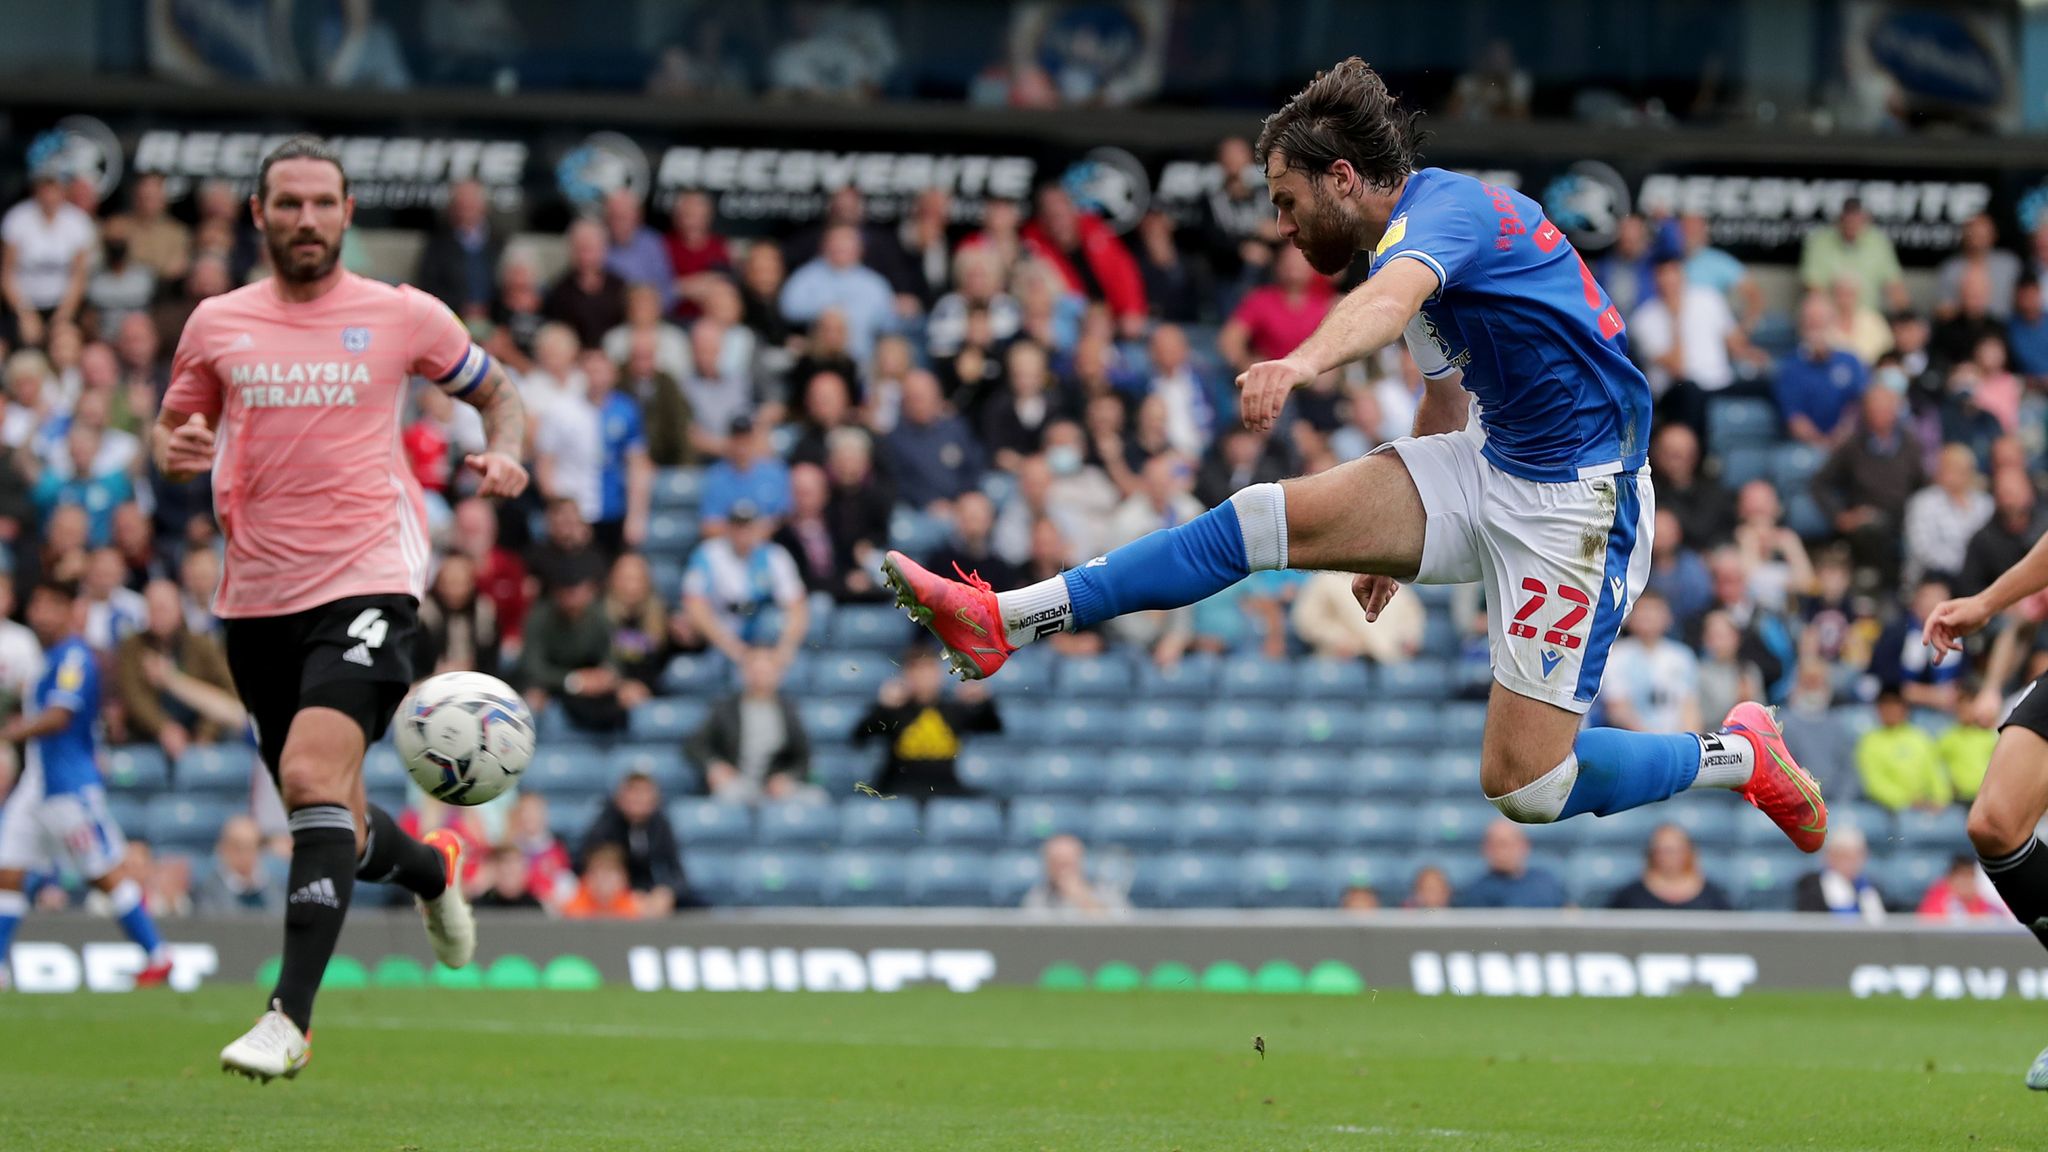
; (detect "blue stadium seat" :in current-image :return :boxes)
[1875,851,1950,908]
[144,796,240,851]
[1832,802,1896,846]
[1268,752,1345,799]
[988,850,1044,905]
[1253,800,1336,848]
[924,798,1003,848]
[1711,850,1800,911]
[839,798,922,847]
[905,848,994,906]
[660,653,730,695]
[1349,752,1429,800]
[1053,654,1134,700]
[668,799,753,848]
[652,467,702,510]
[1220,658,1296,699]
[641,516,698,557]
[1437,702,1489,749]
[1203,704,1268,748]
[1142,851,1237,908]
[1296,659,1370,700]
[808,748,869,797]
[1414,800,1499,849]
[1706,396,1779,447]
[819,850,908,906]
[105,796,147,840]
[1330,800,1417,848]
[1005,798,1089,844]
[681,851,739,904]
[1658,794,1745,849]
[1174,800,1254,849]
[888,508,949,556]
[175,744,256,793]
[1239,849,1326,907]
[754,801,840,848]
[1784,491,1830,540]
[1770,441,1827,491]
[1377,659,1448,700]
[628,698,708,743]
[364,744,409,792]
[1282,703,1367,750]
[1893,807,1969,851]
[1576,806,1664,849]
[534,700,573,741]
[955,748,1022,796]
[104,745,170,793]
[1719,444,1773,490]
[548,795,604,842]
[832,604,913,650]
[987,644,1055,695]
[1566,849,1641,906]
[798,697,868,745]
[1104,750,1179,796]
[1327,850,1415,898]
[523,746,612,796]
[1128,701,1208,749]
[1018,750,1099,796]
[1087,799,1175,851]
[1189,751,1253,797]
[608,745,697,796]
[732,850,824,906]
[1422,750,1479,798]
[1041,702,1127,747]
[649,556,685,604]
[807,656,897,699]
[1135,654,1219,699]
[802,598,835,648]
[1358,704,1434,749]
[989,702,1048,747]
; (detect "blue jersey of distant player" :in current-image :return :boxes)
[1369,167,1653,484]
[31,638,102,796]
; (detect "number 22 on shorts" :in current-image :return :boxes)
[1506,578,1590,648]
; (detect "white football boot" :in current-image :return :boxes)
[417,829,476,969]
[2027,1044,2048,1091]
[220,999,310,1083]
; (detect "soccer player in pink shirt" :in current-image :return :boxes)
[152,137,530,1082]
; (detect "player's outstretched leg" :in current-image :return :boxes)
[358,803,472,969]
[1959,721,2048,1086]
[884,483,1289,678]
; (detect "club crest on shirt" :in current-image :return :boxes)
[341,326,371,354]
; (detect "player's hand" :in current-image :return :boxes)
[163,412,216,477]
[1923,594,1994,664]
[464,451,529,499]
[1351,574,1401,623]
[1235,356,1316,432]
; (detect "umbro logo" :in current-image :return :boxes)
[1540,650,1563,679]
[224,332,255,351]
[341,642,374,667]
[289,878,340,908]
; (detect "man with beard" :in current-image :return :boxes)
[153,137,531,1081]
[883,59,1826,860]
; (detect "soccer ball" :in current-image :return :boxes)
[393,671,535,806]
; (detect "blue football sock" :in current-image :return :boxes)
[1557,728,1704,820]
[0,888,24,964]
[1064,500,1253,629]
[109,879,164,959]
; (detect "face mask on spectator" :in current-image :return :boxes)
[1047,445,1082,475]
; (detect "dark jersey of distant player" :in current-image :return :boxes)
[1369,167,1653,484]
[33,637,102,796]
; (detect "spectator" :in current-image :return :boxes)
[1022,184,1146,337]
[576,770,689,914]
[1678,211,1762,331]
[1406,864,1453,910]
[111,503,166,591]
[1022,833,1128,915]
[961,197,1025,281]
[1291,569,1423,664]
[32,429,128,552]
[1829,274,1892,366]
[1196,427,1290,510]
[1218,244,1335,372]
[192,816,283,915]
[789,308,864,417]
[852,645,1001,796]
[473,845,546,911]
[1648,508,1715,629]
[108,172,190,284]
[881,370,985,514]
[1937,687,1996,805]
[453,496,529,645]
[87,219,155,336]
[1903,445,1992,588]
[679,317,756,445]
[603,551,670,692]
[1601,591,1700,732]
[1607,824,1734,911]
[542,219,629,348]
[1699,549,1796,702]
[1794,825,1885,920]
[1917,854,2003,921]
[1958,467,2042,598]
[2,166,94,348]
[1197,136,1274,290]
[926,245,1021,359]
[506,792,575,907]
[1812,384,1924,589]
[823,429,895,599]
[679,502,809,667]
[1732,481,1814,614]
[1932,266,2006,369]
[521,550,644,733]
[1967,334,2022,434]
[402,385,469,520]
[1774,295,1866,445]
[1799,196,1908,313]
[1649,423,1732,551]
[662,191,732,319]
[601,188,675,309]
[737,242,793,348]
[1329,383,1386,461]
[980,340,1062,472]
[113,579,236,761]
[1695,610,1762,727]
[1937,213,2021,320]
[775,461,849,596]
[687,647,813,803]
[1856,686,1949,812]
[1783,660,1857,805]
[177,546,222,636]
[700,415,792,532]
[602,283,689,383]
[1133,210,1205,324]
[1594,212,1656,319]
[533,351,604,533]
[416,552,501,678]
[413,179,503,320]
[787,369,856,469]
[1931,362,2004,474]
[898,187,954,306]
[561,844,648,919]
[517,321,585,425]
[582,354,652,554]
[487,251,547,366]
[2008,276,2048,377]
[618,327,695,467]
[1447,38,1532,121]
[779,224,897,361]
[1630,257,1762,442]
[1870,579,1967,710]
[81,547,145,653]
[1139,324,1215,460]
[929,491,1021,594]
[1455,820,1567,909]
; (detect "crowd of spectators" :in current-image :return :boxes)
[3,114,2047,920]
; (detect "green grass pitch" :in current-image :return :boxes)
[2,985,2042,1150]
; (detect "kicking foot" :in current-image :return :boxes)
[418,830,475,969]
[880,551,1014,681]
[2027,1044,2048,1090]
[1724,701,1828,854]
[133,957,174,988]
[220,999,310,1083]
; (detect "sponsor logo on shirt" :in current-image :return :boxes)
[229,362,371,409]
[1373,214,1408,259]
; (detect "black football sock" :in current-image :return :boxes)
[356,803,448,900]
[1980,837,2048,951]
[272,805,358,1034]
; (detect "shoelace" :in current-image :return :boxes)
[951,563,995,595]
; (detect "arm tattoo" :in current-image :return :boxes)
[461,361,527,457]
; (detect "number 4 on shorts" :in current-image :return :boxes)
[347,608,389,649]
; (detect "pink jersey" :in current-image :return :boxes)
[165,272,491,618]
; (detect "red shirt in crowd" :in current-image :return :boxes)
[663,232,732,320]
[1230,282,1336,363]
[402,418,452,494]
[473,546,530,642]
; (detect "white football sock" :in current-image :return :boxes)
[996,575,1072,647]
[1690,732,1756,789]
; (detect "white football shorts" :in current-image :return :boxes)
[0,761,127,880]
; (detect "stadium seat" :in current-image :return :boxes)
[1104,750,1180,797]
[144,796,241,851]
[1239,849,1326,907]
[641,516,698,557]
[1577,806,1667,849]
[888,508,949,556]
[1296,659,1369,700]
[1832,802,1896,846]
[1052,654,1134,700]
[1127,701,1208,749]
[1005,797,1089,845]
[1349,751,1430,800]
[954,748,1021,796]
[808,748,868,796]
[1282,703,1368,750]
[1135,653,1218,699]
[1712,851,1800,911]
[668,799,753,848]
[754,800,840,848]
[988,850,1045,905]
[1377,659,1448,700]
[1358,704,1433,748]
[1327,850,1415,897]
[838,798,922,847]
[1220,657,1296,699]
[651,467,702,510]
[174,744,256,793]
[364,744,409,792]
[1143,851,1238,908]
[1566,849,1641,906]
[681,851,739,904]
[1173,800,1254,849]
[1087,798,1175,851]
[798,697,868,745]
[1719,444,1773,490]
[660,653,730,695]
[832,604,913,650]
[1875,850,1950,907]
[1657,793,1745,849]
[905,848,994,906]
[106,796,148,841]
[923,798,1003,848]
[648,557,685,604]
[1769,441,1827,490]
[548,795,605,842]
[807,655,897,698]
[608,745,696,796]
[1706,396,1779,446]
[534,700,573,740]
[1189,751,1252,797]
[1414,800,1499,849]
[523,745,612,796]
[1422,750,1479,797]
[1252,800,1336,848]
[103,745,171,793]
[819,850,907,906]
[1268,752,1345,799]
[1203,704,1269,748]
[732,850,824,906]
[1329,800,1417,848]
[1893,806,1968,850]
[1437,702,1489,749]
[1018,750,1099,796]
[987,644,1055,695]
[1047,702,1130,747]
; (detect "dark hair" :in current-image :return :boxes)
[1256,57,1424,191]
[32,578,78,602]
[257,134,348,203]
